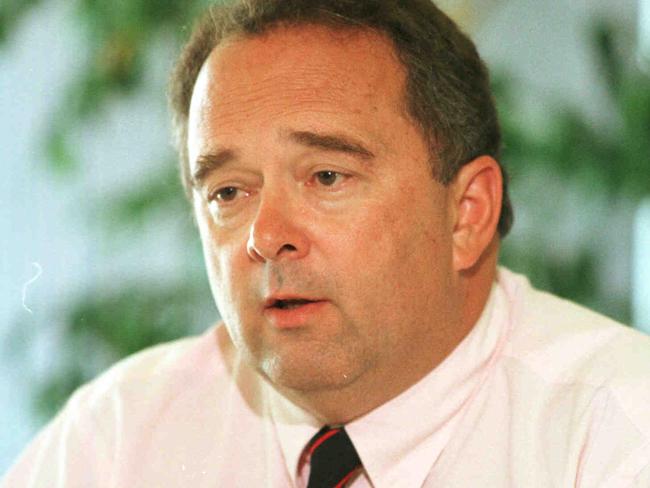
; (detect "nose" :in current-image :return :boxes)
[246,192,311,263]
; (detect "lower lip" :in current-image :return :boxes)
[264,301,328,328]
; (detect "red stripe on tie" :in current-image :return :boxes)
[334,467,360,488]
[307,428,341,456]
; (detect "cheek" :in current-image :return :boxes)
[196,207,246,312]
[343,187,449,306]
[201,235,257,351]
[354,187,439,264]
[325,200,409,299]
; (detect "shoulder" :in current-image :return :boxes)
[76,323,235,405]
[32,323,241,435]
[499,267,650,378]
[0,324,252,486]
[499,267,650,429]
[490,269,650,484]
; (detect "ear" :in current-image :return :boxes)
[450,156,502,272]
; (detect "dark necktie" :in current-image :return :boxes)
[305,426,363,488]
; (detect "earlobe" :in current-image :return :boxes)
[451,156,503,271]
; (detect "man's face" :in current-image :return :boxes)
[187,25,459,405]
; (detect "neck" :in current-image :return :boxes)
[458,238,499,336]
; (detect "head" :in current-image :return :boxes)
[169,0,511,422]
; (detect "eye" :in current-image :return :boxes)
[314,170,344,187]
[209,186,242,203]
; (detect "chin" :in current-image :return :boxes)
[258,349,363,394]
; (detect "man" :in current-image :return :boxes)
[3,0,650,486]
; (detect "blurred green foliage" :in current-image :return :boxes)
[0,0,43,44]
[2,2,649,420]
[496,21,650,320]
[2,0,222,419]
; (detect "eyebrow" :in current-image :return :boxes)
[288,130,376,161]
[191,149,237,189]
[191,130,375,189]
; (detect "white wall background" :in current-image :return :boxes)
[1,0,648,475]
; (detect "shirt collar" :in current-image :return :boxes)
[268,383,321,486]
[270,275,511,487]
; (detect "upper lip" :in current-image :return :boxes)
[263,294,324,309]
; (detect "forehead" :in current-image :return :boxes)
[187,24,411,150]
[210,23,404,95]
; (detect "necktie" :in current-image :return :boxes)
[305,426,363,488]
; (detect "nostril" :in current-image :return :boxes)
[247,217,310,261]
[280,244,297,252]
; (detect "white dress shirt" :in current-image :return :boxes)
[3,268,650,487]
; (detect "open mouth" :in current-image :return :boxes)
[271,299,316,310]
[264,296,327,327]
